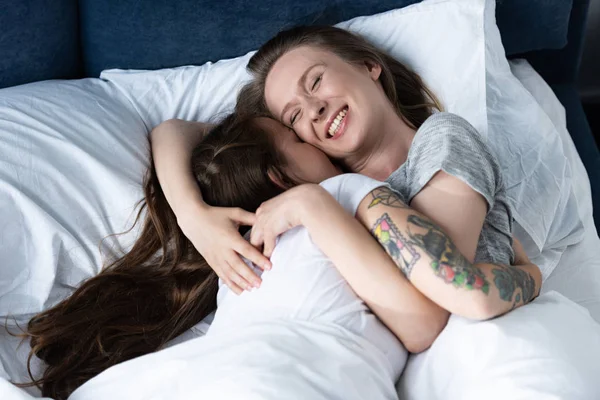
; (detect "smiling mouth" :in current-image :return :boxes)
[327,106,348,138]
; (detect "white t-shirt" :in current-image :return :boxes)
[207,174,408,381]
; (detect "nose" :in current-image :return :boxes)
[308,98,327,122]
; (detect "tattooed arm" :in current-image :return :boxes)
[356,186,542,320]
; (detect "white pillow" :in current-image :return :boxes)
[0,79,147,319]
[397,291,600,399]
[508,59,593,231]
[0,79,149,393]
[482,0,584,275]
[100,0,488,135]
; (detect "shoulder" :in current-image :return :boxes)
[409,112,498,168]
[414,112,484,148]
[404,112,504,206]
[320,174,388,215]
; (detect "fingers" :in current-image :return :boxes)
[250,226,264,248]
[512,237,521,248]
[248,213,275,259]
[222,264,252,295]
[235,239,272,271]
[228,256,262,290]
[511,237,530,265]
[218,269,244,296]
[262,233,276,259]
[231,208,256,226]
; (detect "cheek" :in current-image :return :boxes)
[294,123,317,144]
[288,150,324,183]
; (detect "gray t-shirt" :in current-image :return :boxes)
[386,112,514,265]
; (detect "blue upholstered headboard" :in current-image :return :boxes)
[0,0,582,88]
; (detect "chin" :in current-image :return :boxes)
[340,136,365,156]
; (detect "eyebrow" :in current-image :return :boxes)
[279,63,325,123]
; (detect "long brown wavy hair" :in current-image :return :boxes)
[238,25,442,131]
[16,114,292,400]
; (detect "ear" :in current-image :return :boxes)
[267,168,289,190]
[364,60,382,81]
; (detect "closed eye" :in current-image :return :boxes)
[312,75,322,91]
[290,110,300,126]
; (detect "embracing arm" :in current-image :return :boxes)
[150,119,270,293]
[356,182,542,320]
[150,119,213,215]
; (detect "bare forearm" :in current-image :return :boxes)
[150,119,213,216]
[358,187,542,320]
[300,190,447,352]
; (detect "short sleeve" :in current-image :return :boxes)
[320,173,388,216]
[403,112,502,211]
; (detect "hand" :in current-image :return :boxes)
[178,204,272,295]
[511,236,530,265]
[250,184,326,258]
[511,236,543,299]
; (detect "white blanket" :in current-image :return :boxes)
[3,293,594,400]
[398,291,600,399]
[70,320,399,400]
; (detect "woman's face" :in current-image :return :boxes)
[263,45,386,161]
[256,117,341,185]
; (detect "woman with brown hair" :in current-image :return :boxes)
[22,112,537,400]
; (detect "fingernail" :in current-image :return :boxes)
[264,262,272,271]
[254,281,261,288]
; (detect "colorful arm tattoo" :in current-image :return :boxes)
[367,188,537,304]
[491,264,537,307]
[371,211,490,293]
[371,213,420,277]
[405,214,490,294]
[367,187,490,290]
[368,187,410,209]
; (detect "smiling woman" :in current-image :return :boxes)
[265,46,412,163]
[239,25,441,170]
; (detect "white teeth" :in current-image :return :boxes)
[328,107,348,137]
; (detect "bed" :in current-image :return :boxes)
[1,0,599,399]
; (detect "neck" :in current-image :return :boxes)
[347,113,416,181]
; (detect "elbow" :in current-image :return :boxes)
[405,338,434,354]
[403,309,449,354]
[460,301,498,321]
